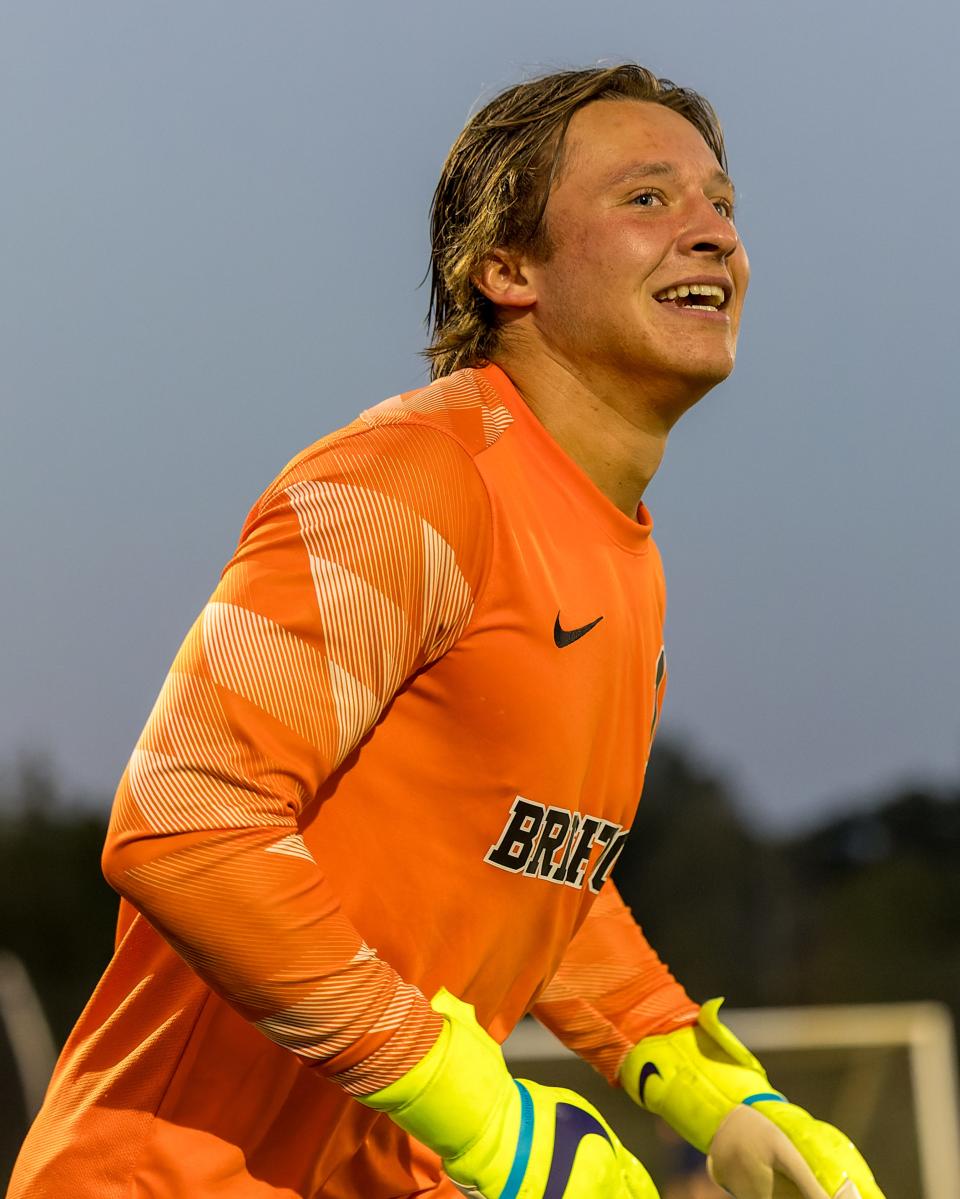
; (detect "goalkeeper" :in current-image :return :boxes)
[12,64,884,1199]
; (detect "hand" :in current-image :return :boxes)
[364,988,657,1198]
[707,1101,873,1198]
[620,999,883,1199]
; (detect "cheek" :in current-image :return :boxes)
[537,243,608,312]
[537,217,662,315]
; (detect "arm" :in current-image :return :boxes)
[534,882,884,1196]
[531,879,699,1083]
[103,419,489,1093]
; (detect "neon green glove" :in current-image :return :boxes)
[362,988,657,1198]
[620,999,885,1199]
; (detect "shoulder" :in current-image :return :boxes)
[237,371,505,590]
[256,367,510,513]
[359,366,513,455]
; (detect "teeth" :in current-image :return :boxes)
[654,283,726,307]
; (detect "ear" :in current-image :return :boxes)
[472,249,537,310]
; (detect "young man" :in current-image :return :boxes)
[11,66,884,1199]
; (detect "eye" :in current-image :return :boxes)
[713,198,735,219]
[630,189,665,209]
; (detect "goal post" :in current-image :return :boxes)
[0,952,58,1120]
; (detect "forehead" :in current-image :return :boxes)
[558,99,723,189]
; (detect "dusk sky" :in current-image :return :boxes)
[3,1,958,832]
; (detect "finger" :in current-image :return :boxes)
[770,1166,830,1199]
[832,1184,862,1199]
[710,1106,831,1199]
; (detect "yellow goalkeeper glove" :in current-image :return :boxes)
[620,999,885,1199]
[362,988,657,1198]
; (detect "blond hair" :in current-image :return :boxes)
[426,65,726,378]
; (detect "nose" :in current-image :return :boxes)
[678,199,739,260]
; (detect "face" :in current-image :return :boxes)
[513,100,749,413]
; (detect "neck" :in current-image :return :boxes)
[492,345,684,519]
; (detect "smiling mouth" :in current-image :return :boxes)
[652,282,729,313]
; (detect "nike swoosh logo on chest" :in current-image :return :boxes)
[553,613,604,648]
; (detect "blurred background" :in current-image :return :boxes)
[2,0,959,1192]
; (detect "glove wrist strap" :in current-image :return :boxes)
[359,988,514,1160]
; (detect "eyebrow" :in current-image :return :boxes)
[603,160,736,199]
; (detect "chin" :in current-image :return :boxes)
[643,352,736,425]
[675,347,737,389]
[622,331,739,388]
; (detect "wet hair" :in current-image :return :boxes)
[426,64,726,378]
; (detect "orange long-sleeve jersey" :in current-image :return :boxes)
[11,364,697,1198]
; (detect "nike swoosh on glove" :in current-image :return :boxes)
[620,998,885,1199]
[362,988,658,1198]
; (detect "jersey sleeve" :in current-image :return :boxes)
[530,879,699,1084]
[102,419,492,1096]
